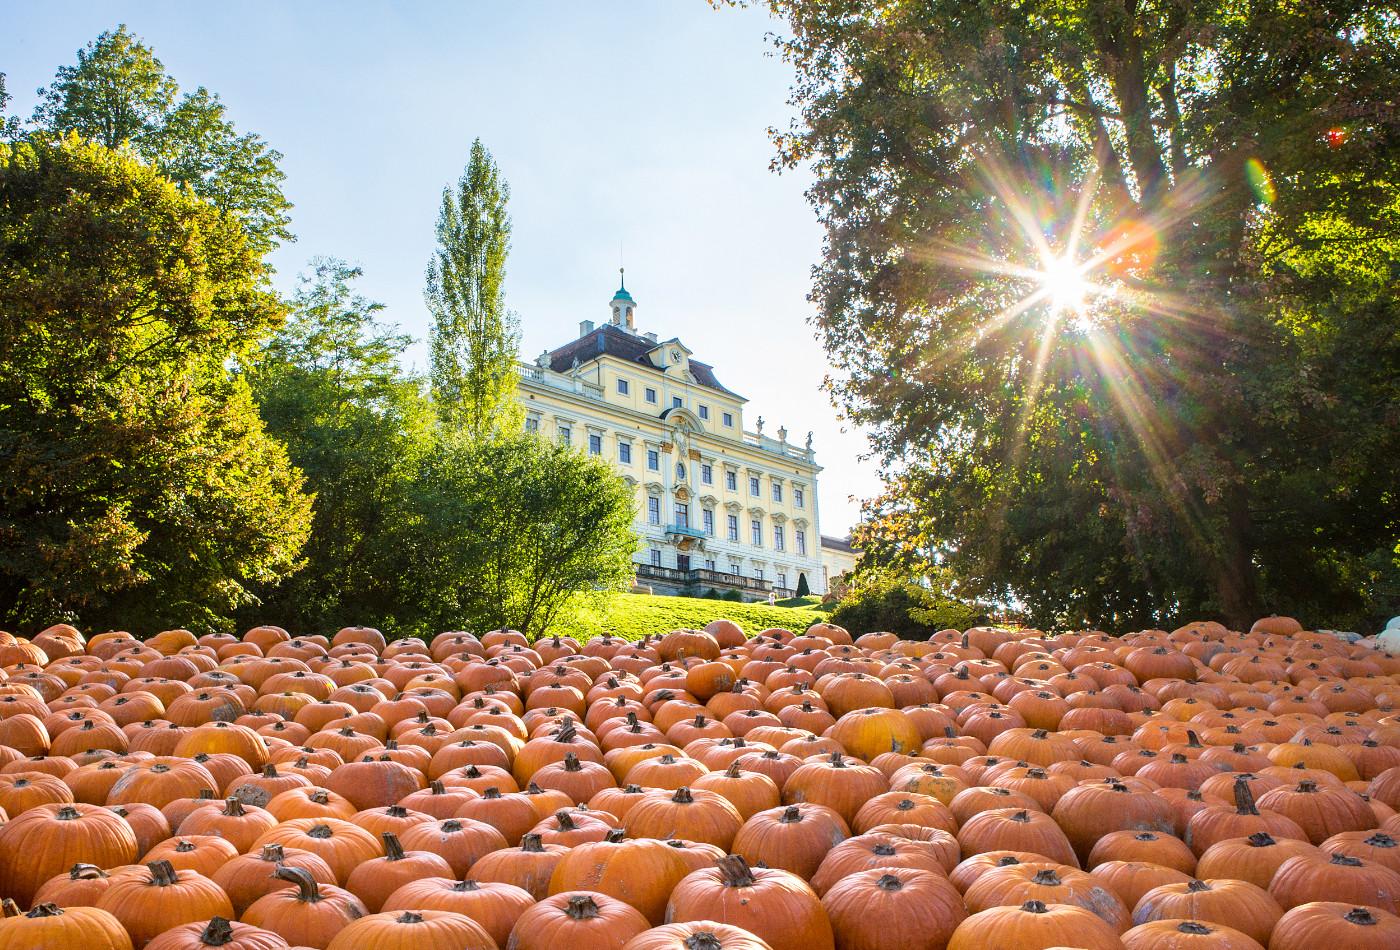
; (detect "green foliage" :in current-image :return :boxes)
[398,430,638,638]
[554,592,827,642]
[752,0,1400,631]
[0,74,20,140]
[243,259,433,636]
[427,139,520,439]
[0,135,312,633]
[28,25,291,255]
[829,571,982,641]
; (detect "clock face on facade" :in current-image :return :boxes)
[671,349,681,362]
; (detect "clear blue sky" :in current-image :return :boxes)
[5,1,881,534]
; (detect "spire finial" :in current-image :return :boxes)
[619,265,625,290]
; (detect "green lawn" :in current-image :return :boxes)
[553,591,831,642]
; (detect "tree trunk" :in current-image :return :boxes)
[1213,485,1264,629]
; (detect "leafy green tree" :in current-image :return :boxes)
[795,572,811,598]
[740,0,1400,630]
[243,259,433,635]
[426,139,521,439]
[0,74,21,140]
[400,431,637,637]
[0,135,312,634]
[829,570,982,640]
[29,25,291,255]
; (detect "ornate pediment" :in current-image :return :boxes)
[645,481,665,496]
[700,494,719,508]
[723,501,743,513]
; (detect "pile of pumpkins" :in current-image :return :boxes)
[2,616,1400,949]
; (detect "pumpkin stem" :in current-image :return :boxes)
[0,899,21,919]
[452,879,482,892]
[484,787,502,799]
[223,797,245,816]
[56,805,82,821]
[147,860,179,887]
[1343,907,1376,925]
[875,873,904,891]
[274,864,321,902]
[556,721,578,743]
[396,911,424,923]
[175,840,197,853]
[563,752,582,772]
[308,824,334,839]
[717,854,757,887]
[554,810,578,831]
[1177,922,1212,935]
[23,903,65,918]
[521,834,545,853]
[262,764,279,777]
[724,762,742,778]
[67,864,107,880]
[1020,900,1049,914]
[673,786,695,804]
[565,895,601,920]
[1186,879,1212,892]
[310,789,330,805]
[383,833,405,861]
[1330,852,1363,866]
[1364,833,1396,847]
[1031,869,1061,886]
[1233,777,1259,815]
[200,917,236,946]
[779,805,803,823]
[683,933,725,950]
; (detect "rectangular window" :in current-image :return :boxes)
[558,426,571,446]
[616,378,630,395]
[647,497,661,525]
[645,387,657,404]
[796,530,807,556]
[726,514,739,541]
[703,509,715,535]
[650,548,661,566]
[647,449,659,471]
[699,405,709,420]
[705,559,716,571]
[588,433,602,456]
[725,471,737,491]
[778,572,787,589]
[749,476,760,497]
[619,441,632,464]
[794,487,804,508]
[672,396,683,409]
[729,561,741,574]
[701,464,713,485]
[722,412,734,427]
[772,483,783,503]
[525,416,539,432]
[755,567,765,581]
[674,503,689,528]
[774,525,785,551]
[751,519,762,546]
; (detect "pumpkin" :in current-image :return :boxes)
[623,786,743,849]
[964,863,1131,933]
[730,802,849,879]
[32,862,115,906]
[251,818,381,884]
[0,903,133,950]
[1268,851,1400,914]
[468,831,570,899]
[1321,830,1400,873]
[1089,860,1194,911]
[1131,878,1282,946]
[0,802,139,908]
[781,752,889,825]
[1120,919,1264,950]
[397,816,509,878]
[821,868,966,950]
[956,807,1080,867]
[1088,830,1198,874]
[96,861,234,950]
[1193,832,1320,889]
[144,917,290,950]
[324,909,495,950]
[665,856,833,950]
[143,836,240,878]
[548,831,692,924]
[1052,780,1176,863]
[1256,780,1378,844]
[382,877,534,947]
[621,920,773,950]
[808,831,954,895]
[947,899,1125,950]
[241,866,367,949]
[1267,902,1400,950]
[343,832,454,913]
[508,891,651,950]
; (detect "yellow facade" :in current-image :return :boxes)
[515,281,825,599]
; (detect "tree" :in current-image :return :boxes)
[400,431,637,637]
[426,139,521,439]
[30,25,291,255]
[795,572,811,598]
[0,74,21,140]
[828,570,982,640]
[243,259,433,635]
[740,0,1400,630]
[0,135,312,634]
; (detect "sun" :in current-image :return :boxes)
[1039,254,1090,317]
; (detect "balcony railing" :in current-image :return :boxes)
[636,564,773,594]
[665,524,707,539]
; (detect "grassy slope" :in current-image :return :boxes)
[555,592,830,641]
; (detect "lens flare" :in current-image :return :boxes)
[1039,254,1089,316]
[1244,158,1276,205]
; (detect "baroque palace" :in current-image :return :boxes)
[515,275,847,600]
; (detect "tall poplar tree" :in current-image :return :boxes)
[425,139,520,439]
